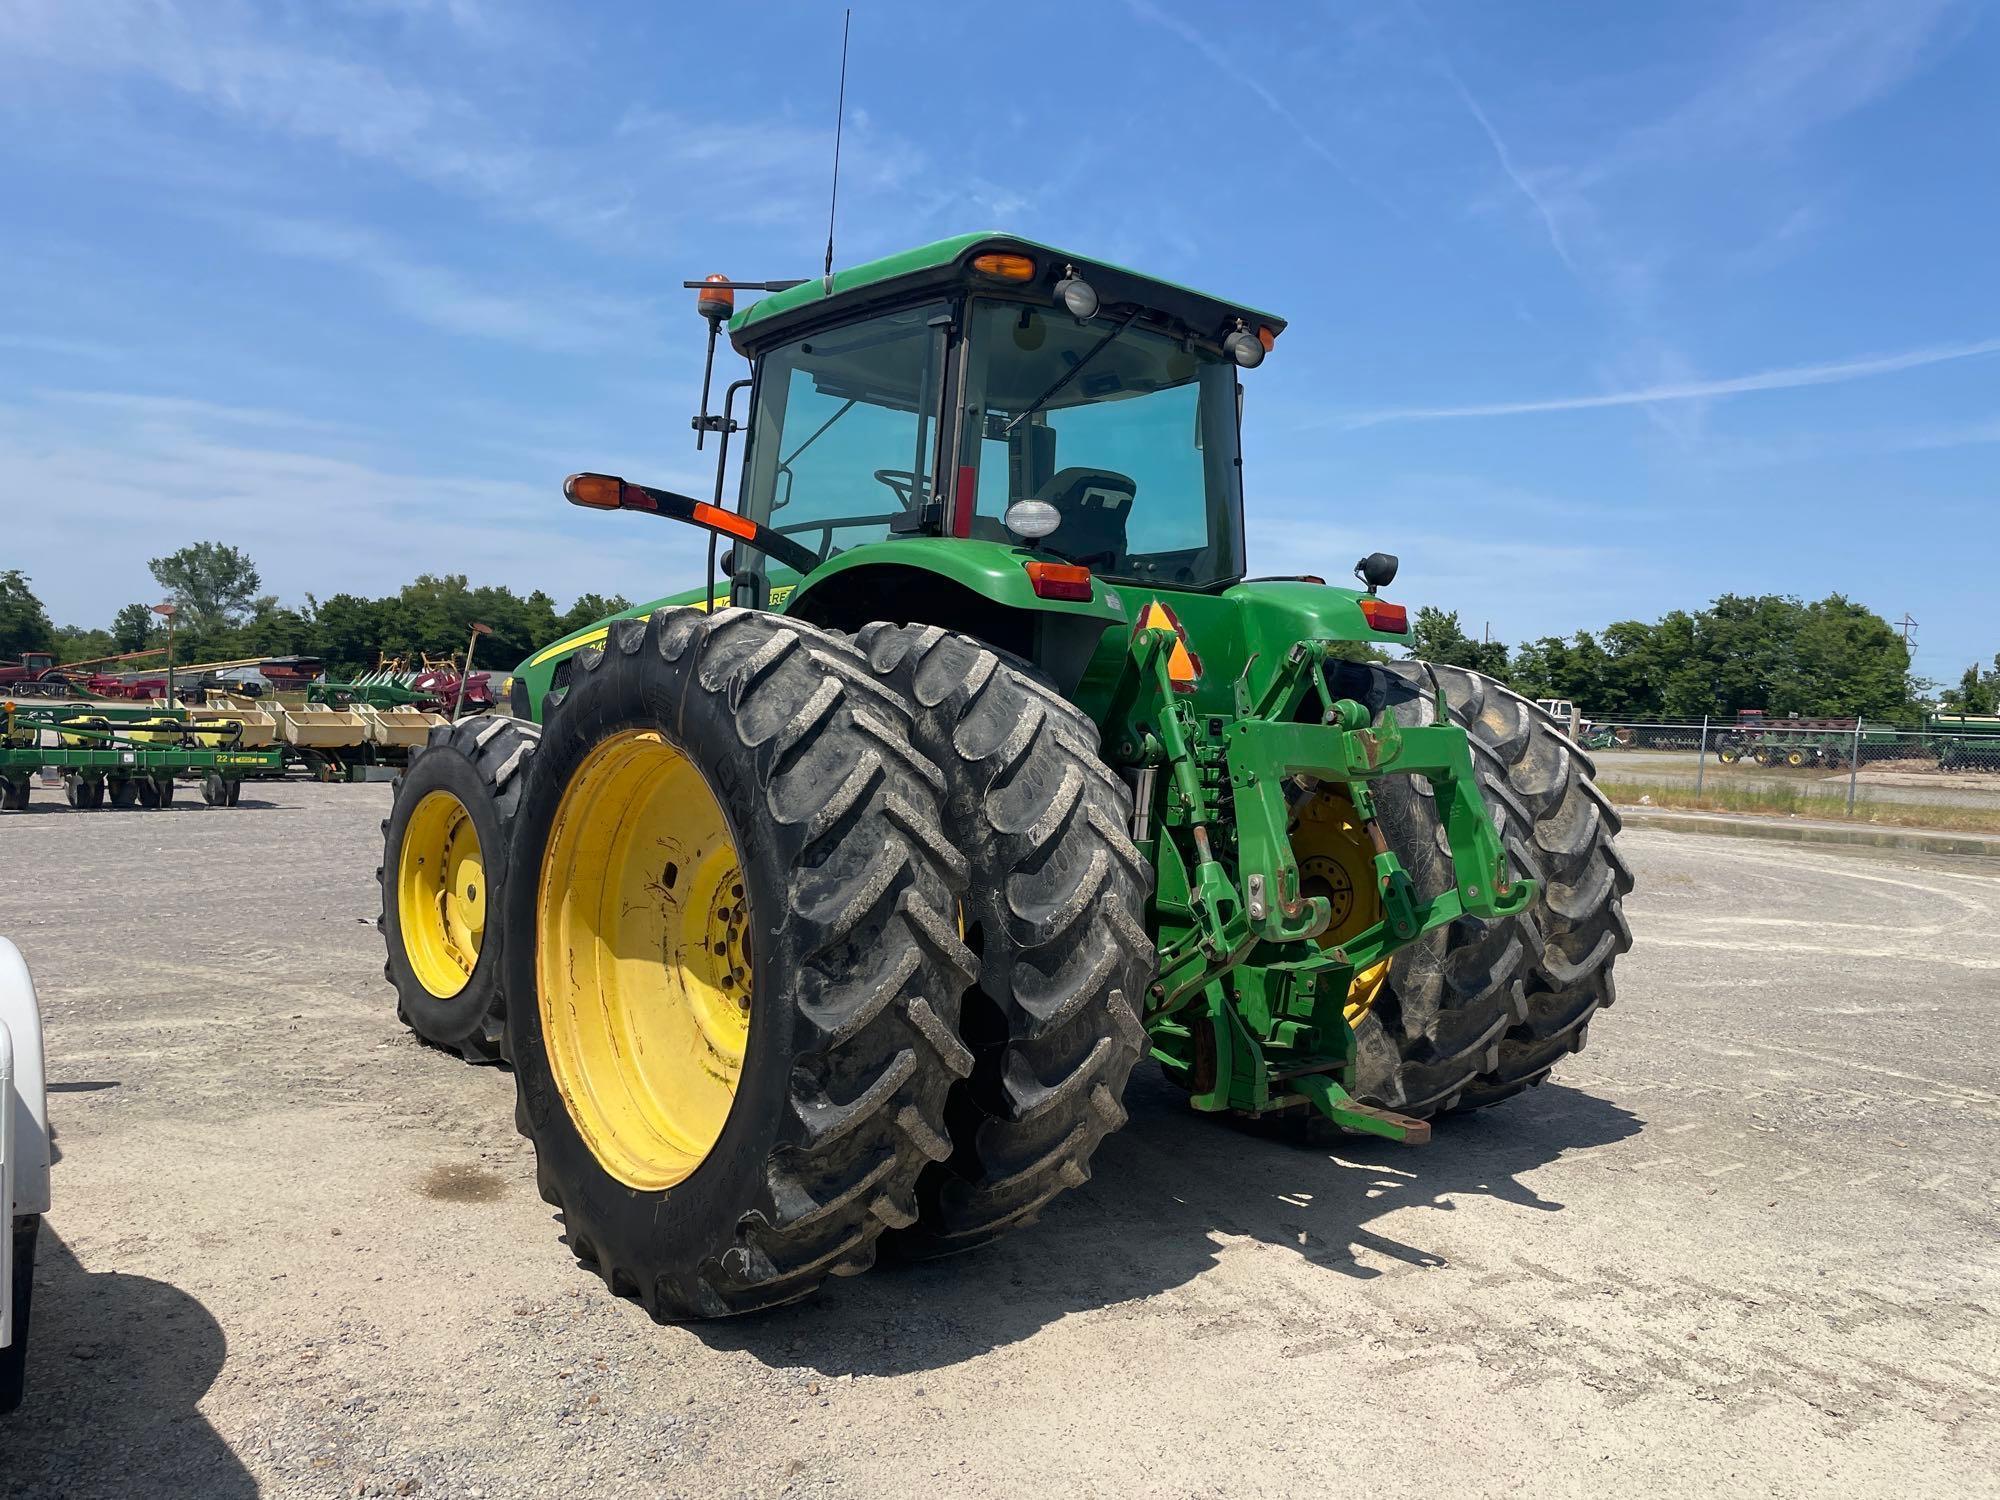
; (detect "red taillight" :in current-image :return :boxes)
[952,465,976,538]
[1024,561,1092,601]
[1359,598,1408,634]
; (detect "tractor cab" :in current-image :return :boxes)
[538,233,1402,714]
[721,236,1275,605]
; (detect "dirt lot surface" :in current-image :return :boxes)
[3,782,1995,1498]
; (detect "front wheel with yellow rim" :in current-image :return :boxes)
[504,608,976,1320]
[378,715,539,1063]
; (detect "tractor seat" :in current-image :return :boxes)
[1036,467,1135,566]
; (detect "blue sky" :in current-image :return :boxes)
[2,0,1994,688]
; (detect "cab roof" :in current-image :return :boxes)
[728,232,1286,355]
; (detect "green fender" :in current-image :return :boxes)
[781,538,1125,626]
[503,538,1134,722]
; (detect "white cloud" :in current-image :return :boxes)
[0,394,715,626]
[31,389,352,433]
[244,217,653,354]
[0,0,936,245]
[1337,338,2000,428]
[1586,0,1969,185]
[0,334,121,360]
[1122,0,1399,215]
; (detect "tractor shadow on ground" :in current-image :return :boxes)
[702,1073,1643,1377]
[4,1225,254,1498]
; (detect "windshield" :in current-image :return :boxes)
[956,298,1245,588]
[738,301,949,570]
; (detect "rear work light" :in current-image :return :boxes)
[1024,560,1092,601]
[1359,598,1408,634]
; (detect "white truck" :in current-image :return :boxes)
[0,937,49,1413]
[1533,698,1593,740]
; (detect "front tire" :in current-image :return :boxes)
[504,609,977,1319]
[378,716,539,1063]
[855,624,1153,1257]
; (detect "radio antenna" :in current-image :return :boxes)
[822,8,851,297]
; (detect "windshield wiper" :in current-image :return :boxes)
[1004,308,1141,433]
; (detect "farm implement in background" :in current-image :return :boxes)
[0,701,281,809]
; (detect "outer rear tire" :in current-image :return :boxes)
[855,624,1152,1257]
[1340,662,1632,1117]
[378,716,539,1063]
[505,609,978,1318]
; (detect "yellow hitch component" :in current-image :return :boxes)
[397,790,487,999]
[536,730,750,1192]
[1289,789,1390,1024]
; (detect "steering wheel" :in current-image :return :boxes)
[872,468,931,508]
[772,511,906,563]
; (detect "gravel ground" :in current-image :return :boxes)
[2,781,1995,1498]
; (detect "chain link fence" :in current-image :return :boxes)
[1552,712,2000,835]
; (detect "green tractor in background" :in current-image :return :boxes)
[378,234,1632,1319]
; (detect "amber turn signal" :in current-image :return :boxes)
[970,252,1036,282]
[692,502,756,542]
[565,473,627,510]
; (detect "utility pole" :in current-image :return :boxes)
[151,602,179,705]
[452,622,492,722]
[1895,613,1918,647]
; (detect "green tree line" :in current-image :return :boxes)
[3,551,628,680]
[1407,593,1930,723]
[2,552,1975,722]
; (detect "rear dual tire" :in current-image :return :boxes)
[1344,662,1632,1117]
[505,609,979,1319]
[855,624,1152,1258]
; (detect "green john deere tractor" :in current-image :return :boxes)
[378,233,1632,1319]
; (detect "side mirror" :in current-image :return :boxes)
[1354,552,1399,591]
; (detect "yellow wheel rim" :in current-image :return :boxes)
[1289,790,1391,1025]
[536,730,750,1192]
[397,790,486,999]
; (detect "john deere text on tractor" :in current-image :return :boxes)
[379,233,1631,1318]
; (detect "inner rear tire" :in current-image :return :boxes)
[504,609,978,1319]
[1336,661,1632,1117]
[856,624,1153,1258]
[378,716,539,1064]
